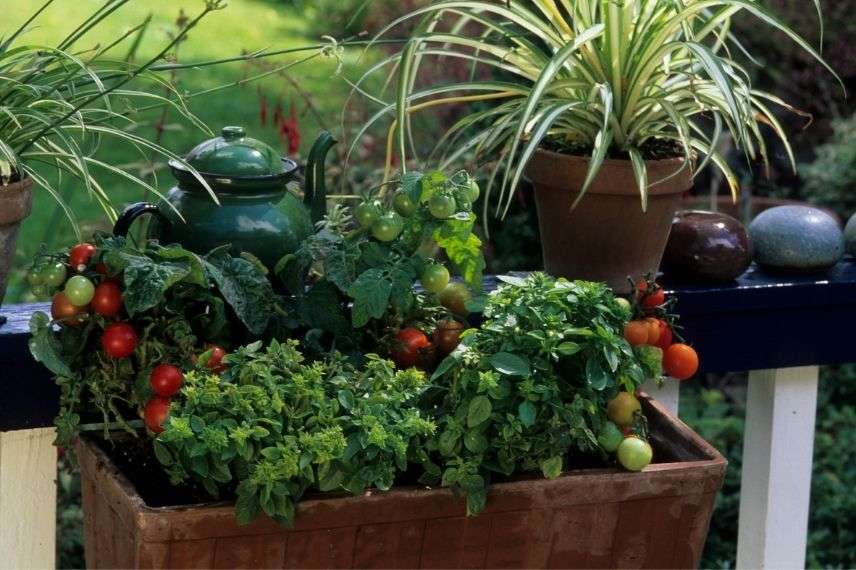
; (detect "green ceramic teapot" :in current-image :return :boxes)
[113,127,335,268]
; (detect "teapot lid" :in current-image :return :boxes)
[169,126,297,191]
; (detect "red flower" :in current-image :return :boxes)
[258,88,268,127]
[279,103,301,155]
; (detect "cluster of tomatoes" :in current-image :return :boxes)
[353,177,480,242]
[601,391,652,472]
[389,318,465,371]
[43,242,228,435]
[622,280,699,381]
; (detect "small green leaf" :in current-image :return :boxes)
[338,389,355,411]
[518,400,536,427]
[464,430,488,453]
[585,358,609,390]
[540,456,563,479]
[431,353,460,381]
[467,395,492,427]
[556,342,581,356]
[489,352,530,376]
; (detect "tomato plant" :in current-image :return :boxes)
[91,281,122,317]
[64,275,95,306]
[623,320,648,346]
[41,262,67,288]
[68,243,96,272]
[144,397,171,434]
[202,346,227,374]
[597,421,624,452]
[390,327,431,369]
[663,343,699,380]
[102,322,138,359]
[617,436,653,471]
[420,263,450,294]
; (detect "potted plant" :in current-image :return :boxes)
[31,170,723,568]
[357,0,837,291]
[0,1,236,316]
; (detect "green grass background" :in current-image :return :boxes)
[5,0,364,303]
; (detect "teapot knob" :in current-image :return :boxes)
[221,126,245,141]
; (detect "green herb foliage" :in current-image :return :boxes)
[430,273,660,514]
[155,340,435,526]
[29,235,276,446]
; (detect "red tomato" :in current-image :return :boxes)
[150,364,183,398]
[434,319,465,357]
[204,346,227,374]
[69,243,97,272]
[656,320,673,350]
[91,281,123,317]
[102,322,137,359]
[644,317,661,346]
[637,280,666,309]
[663,343,699,380]
[50,292,88,326]
[144,397,171,434]
[390,327,432,369]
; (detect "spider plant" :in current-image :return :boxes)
[356,0,839,218]
[0,0,229,237]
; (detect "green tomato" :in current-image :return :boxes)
[64,275,95,306]
[429,194,457,219]
[393,192,417,217]
[597,422,624,453]
[41,262,68,288]
[615,297,631,316]
[466,178,480,202]
[420,263,450,294]
[617,436,653,471]
[371,212,404,242]
[31,284,48,298]
[354,200,381,228]
[26,269,45,287]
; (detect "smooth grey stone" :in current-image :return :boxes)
[749,205,843,273]
[845,212,856,256]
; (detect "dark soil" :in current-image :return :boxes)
[542,136,684,161]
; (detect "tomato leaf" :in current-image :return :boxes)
[540,456,563,479]
[203,249,276,335]
[347,268,392,327]
[518,400,537,427]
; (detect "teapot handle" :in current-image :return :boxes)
[303,131,337,224]
[113,202,171,238]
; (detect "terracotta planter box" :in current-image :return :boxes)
[78,394,726,569]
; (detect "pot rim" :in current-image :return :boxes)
[0,175,34,225]
[527,147,694,197]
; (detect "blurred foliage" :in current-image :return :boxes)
[800,114,856,217]
[679,366,856,569]
[57,455,84,570]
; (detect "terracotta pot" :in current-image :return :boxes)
[526,150,692,293]
[77,394,725,569]
[0,177,34,308]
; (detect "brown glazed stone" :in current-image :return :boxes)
[662,210,752,282]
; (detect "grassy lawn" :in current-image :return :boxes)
[4,0,369,303]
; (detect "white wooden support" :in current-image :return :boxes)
[0,427,57,570]
[736,366,819,570]
[641,378,680,416]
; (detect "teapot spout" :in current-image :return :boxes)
[304,131,337,224]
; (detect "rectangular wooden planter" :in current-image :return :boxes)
[78,394,726,569]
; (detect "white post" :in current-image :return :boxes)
[0,427,57,570]
[641,378,680,416]
[736,366,819,570]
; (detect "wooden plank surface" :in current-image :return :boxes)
[0,427,57,570]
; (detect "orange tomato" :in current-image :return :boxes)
[655,319,673,350]
[663,344,699,380]
[624,320,649,346]
[644,317,661,345]
[50,292,89,326]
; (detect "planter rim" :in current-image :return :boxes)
[78,393,726,522]
[0,176,33,225]
[528,147,693,197]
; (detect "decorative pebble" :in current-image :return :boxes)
[662,210,752,282]
[845,212,856,256]
[748,205,843,273]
